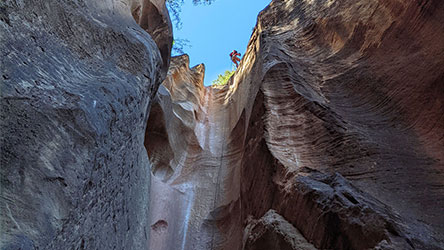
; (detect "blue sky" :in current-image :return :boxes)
[170,0,271,86]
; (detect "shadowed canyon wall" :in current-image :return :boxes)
[0,0,171,249]
[146,0,444,249]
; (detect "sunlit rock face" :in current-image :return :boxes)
[145,54,244,249]
[147,0,444,249]
[0,0,170,249]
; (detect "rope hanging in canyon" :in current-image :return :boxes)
[210,122,227,249]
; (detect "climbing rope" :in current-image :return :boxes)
[209,112,226,249]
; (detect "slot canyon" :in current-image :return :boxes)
[1,0,443,249]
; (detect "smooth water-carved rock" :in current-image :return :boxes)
[0,0,170,249]
[145,54,240,250]
[147,0,444,249]
[129,0,173,76]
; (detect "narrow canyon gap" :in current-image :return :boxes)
[1,0,444,250]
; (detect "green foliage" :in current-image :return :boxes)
[212,70,234,86]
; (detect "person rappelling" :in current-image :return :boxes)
[230,50,241,67]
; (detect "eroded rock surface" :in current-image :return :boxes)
[147,0,444,249]
[145,55,242,249]
[243,209,316,250]
[0,0,170,249]
[129,0,173,76]
[2,0,443,249]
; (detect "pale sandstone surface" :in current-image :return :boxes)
[146,0,444,249]
[0,0,171,249]
[145,55,242,249]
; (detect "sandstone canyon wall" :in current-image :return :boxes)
[0,0,171,249]
[1,0,444,249]
[146,0,444,249]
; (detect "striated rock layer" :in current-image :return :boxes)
[145,55,240,249]
[147,0,444,249]
[0,0,171,249]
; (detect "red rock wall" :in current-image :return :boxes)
[239,0,444,249]
[145,0,444,249]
